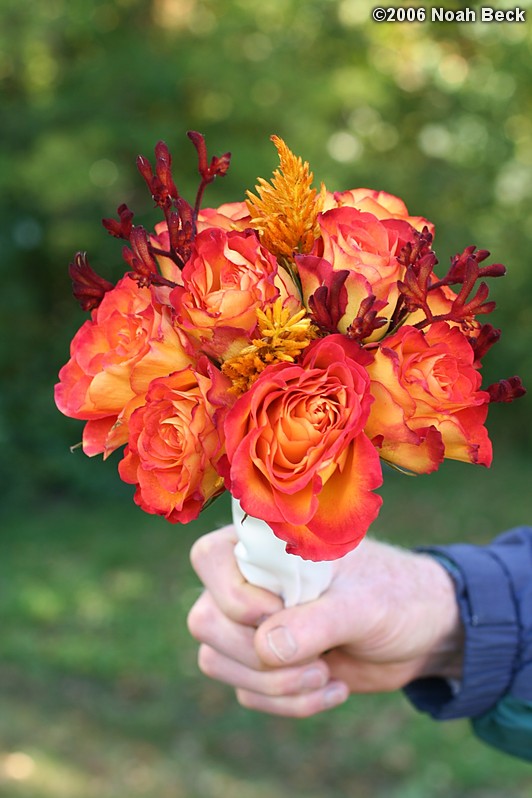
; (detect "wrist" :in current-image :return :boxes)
[414,554,464,681]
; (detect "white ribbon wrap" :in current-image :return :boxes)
[232,497,334,607]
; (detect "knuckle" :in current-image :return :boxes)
[186,593,211,640]
[205,577,258,626]
[223,584,257,625]
[189,526,236,574]
[189,534,212,574]
[235,688,256,710]
[197,644,219,678]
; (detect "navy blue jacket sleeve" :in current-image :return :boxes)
[403,526,532,761]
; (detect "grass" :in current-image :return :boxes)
[1,443,531,798]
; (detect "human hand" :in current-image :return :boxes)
[187,526,463,717]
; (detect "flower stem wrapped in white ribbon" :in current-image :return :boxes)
[232,497,334,607]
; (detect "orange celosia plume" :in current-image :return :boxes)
[246,135,326,260]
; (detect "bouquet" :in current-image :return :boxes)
[55,132,525,604]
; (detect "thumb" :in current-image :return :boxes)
[254,593,353,667]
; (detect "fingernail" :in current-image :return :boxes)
[301,667,327,691]
[323,683,348,709]
[266,626,297,662]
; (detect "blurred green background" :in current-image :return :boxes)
[1,0,532,795]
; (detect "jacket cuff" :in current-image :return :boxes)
[404,543,520,720]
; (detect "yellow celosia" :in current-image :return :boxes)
[246,135,326,260]
[222,299,319,394]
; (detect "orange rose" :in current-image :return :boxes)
[171,227,300,361]
[365,321,492,474]
[54,276,192,456]
[223,335,383,560]
[150,202,251,283]
[316,207,417,309]
[197,201,251,232]
[329,188,435,236]
[296,206,422,341]
[118,358,230,524]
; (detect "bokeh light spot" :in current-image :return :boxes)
[3,752,36,781]
[89,159,118,188]
[418,124,453,159]
[327,131,363,163]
